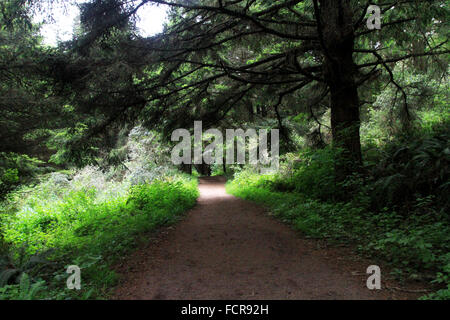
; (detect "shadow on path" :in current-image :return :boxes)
[113,176,420,300]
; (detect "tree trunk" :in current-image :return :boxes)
[180,163,192,175]
[195,163,211,176]
[320,0,363,181]
[222,156,227,174]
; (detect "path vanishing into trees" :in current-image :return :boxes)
[113,177,421,300]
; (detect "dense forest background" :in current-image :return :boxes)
[0,0,448,300]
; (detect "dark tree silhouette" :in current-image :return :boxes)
[10,0,450,179]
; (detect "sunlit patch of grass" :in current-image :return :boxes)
[0,173,198,300]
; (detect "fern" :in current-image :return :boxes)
[17,273,46,300]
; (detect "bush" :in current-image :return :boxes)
[367,124,449,212]
[0,153,43,198]
[0,171,198,300]
[241,147,339,201]
[227,151,449,299]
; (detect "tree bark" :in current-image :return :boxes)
[222,155,227,174]
[319,0,363,181]
[180,163,192,175]
[195,163,211,176]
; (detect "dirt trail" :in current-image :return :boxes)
[113,176,421,300]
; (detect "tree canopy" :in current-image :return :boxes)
[0,0,449,301]
[1,0,449,175]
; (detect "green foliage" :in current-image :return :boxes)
[283,147,338,200]
[0,169,19,195]
[0,273,46,300]
[227,119,450,299]
[0,247,54,300]
[0,152,43,197]
[0,2,69,158]
[368,123,449,211]
[0,172,198,299]
[228,171,449,298]
[0,248,54,286]
[242,147,348,201]
[0,0,448,301]
[1,169,19,185]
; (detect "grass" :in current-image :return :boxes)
[0,173,199,300]
[226,156,449,300]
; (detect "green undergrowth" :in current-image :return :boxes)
[227,172,449,300]
[227,125,449,299]
[0,173,198,300]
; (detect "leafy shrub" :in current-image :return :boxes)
[228,161,449,299]
[288,147,338,200]
[368,123,449,211]
[0,170,198,299]
[249,147,342,201]
[0,169,19,196]
[0,248,55,300]
[0,153,43,198]
[0,273,46,300]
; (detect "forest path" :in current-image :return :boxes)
[113,176,418,300]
